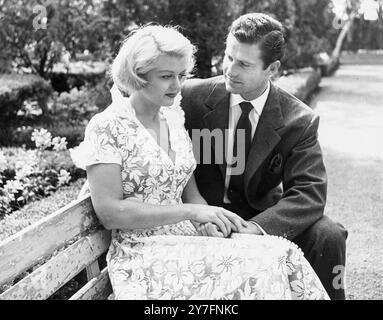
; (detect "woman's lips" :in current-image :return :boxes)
[165,93,177,98]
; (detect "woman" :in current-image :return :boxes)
[70,25,329,300]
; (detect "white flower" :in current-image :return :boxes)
[0,151,7,173]
[31,128,52,150]
[15,162,34,179]
[4,179,24,194]
[58,169,71,186]
[52,136,68,151]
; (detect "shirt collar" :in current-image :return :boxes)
[230,81,271,116]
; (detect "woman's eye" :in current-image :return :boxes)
[179,74,186,79]
[162,75,172,79]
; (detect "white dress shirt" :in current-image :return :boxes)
[223,81,271,234]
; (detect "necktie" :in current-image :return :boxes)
[228,101,253,202]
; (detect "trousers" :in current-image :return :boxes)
[292,216,348,300]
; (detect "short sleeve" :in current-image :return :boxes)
[70,114,122,170]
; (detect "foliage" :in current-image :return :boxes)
[0,0,106,79]
[0,178,85,241]
[98,0,238,78]
[48,87,98,125]
[0,0,344,78]
[239,0,337,70]
[346,2,383,50]
[0,128,85,217]
[0,82,106,148]
[0,73,52,119]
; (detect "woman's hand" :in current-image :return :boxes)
[187,204,247,238]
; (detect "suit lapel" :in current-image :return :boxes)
[202,79,230,179]
[244,83,285,191]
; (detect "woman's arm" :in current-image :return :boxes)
[181,174,207,231]
[182,174,208,205]
[181,174,247,236]
[87,163,233,234]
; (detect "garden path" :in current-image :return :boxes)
[310,53,383,300]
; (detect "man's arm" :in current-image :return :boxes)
[249,115,327,240]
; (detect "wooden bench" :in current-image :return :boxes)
[0,195,113,300]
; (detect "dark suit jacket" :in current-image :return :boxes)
[181,76,327,240]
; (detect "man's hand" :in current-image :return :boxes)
[236,221,264,235]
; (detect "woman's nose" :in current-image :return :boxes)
[171,76,181,91]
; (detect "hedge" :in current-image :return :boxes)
[274,67,322,102]
[0,73,52,120]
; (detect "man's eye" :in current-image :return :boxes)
[179,74,187,79]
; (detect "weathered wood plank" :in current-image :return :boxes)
[85,261,101,281]
[0,195,101,287]
[70,267,112,300]
[0,230,111,300]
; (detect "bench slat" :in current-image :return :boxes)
[0,195,99,287]
[86,261,101,281]
[70,267,112,300]
[0,229,111,300]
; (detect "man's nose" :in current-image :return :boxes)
[226,60,237,77]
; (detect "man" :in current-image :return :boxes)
[181,13,348,300]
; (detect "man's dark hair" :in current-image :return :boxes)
[229,13,286,69]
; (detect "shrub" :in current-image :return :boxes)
[48,87,99,126]
[0,82,107,148]
[0,73,52,120]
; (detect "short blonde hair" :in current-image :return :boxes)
[111,25,196,95]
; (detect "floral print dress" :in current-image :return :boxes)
[70,85,329,300]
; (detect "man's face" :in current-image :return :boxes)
[223,34,271,101]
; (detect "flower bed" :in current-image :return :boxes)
[0,178,85,241]
[0,129,85,217]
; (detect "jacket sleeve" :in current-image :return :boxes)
[250,115,327,240]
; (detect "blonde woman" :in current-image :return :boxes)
[71,25,329,300]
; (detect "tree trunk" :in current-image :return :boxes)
[332,13,356,59]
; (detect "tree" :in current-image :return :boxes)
[238,0,337,70]
[99,0,236,78]
[0,0,105,78]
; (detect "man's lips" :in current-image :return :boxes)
[226,76,242,84]
[165,93,177,98]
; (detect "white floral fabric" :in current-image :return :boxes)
[70,85,329,300]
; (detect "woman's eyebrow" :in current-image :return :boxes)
[157,69,187,73]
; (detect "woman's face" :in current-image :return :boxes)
[139,54,188,107]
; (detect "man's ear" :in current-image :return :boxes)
[268,60,281,76]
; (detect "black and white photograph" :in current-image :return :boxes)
[0,0,382,303]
